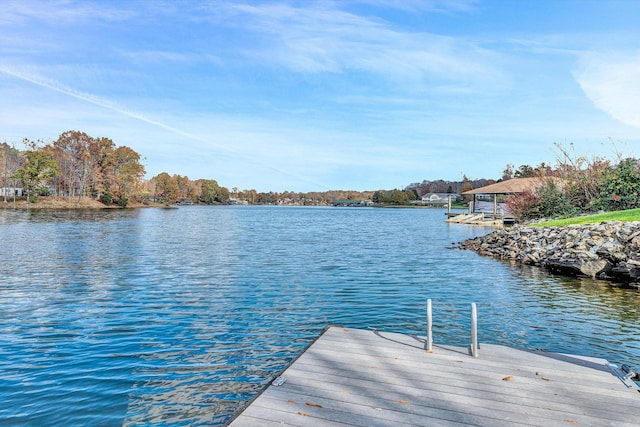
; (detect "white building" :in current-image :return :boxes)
[0,187,23,197]
[421,193,458,206]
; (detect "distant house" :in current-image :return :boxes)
[0,187,23,197]
[420,193,459,207]
[228,198,248,205]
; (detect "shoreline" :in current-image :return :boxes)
[0,197,163,210]
[459,221,640,290]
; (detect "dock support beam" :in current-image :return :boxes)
[471,302,478,357]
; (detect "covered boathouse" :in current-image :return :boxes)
[461,177,560,222]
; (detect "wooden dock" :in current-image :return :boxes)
[444,213,504,226]
[229,326,640,426]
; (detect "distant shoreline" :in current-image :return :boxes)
[0,198,469,210]
[0,197,161,210]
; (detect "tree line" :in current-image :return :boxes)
[406,176,496,199]
[3,130,481,207]
[6,131,632,216]
[0,131,392,207]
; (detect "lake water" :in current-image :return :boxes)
[1,206,638,426]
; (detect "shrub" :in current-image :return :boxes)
[598,158,640,211]
[506,180,576,220]
[506,189,540,220]
[36,186,50,196]
[100,192,113,205]
[535,180,577,218]
[116,195,129,208]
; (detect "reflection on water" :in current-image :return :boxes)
[0,206,638,426]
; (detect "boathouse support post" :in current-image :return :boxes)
[426,299,433,352]
[471,302,478,357]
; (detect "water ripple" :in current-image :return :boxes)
[1,206,638,426]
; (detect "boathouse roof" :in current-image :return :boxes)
[463,177,562,195]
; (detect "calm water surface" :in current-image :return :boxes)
[1,206,638,426]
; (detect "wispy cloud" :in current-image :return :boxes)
[209,2,502,88]
[575,52,640,128]
[0,66,208,141]
[118,50,223,66]
[0,0,136,25]
[2,1,501,92]
[350,0,479,13]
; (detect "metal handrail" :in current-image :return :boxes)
[471,302,478,357]
[426,299,479,357]
[426,299,433,352]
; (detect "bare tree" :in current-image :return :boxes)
[53,130,96,202]
[553,142,610,210]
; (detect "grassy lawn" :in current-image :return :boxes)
[532,208,640,227]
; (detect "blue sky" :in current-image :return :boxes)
[1,0,639,192]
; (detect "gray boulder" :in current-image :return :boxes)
[459,221,640,288]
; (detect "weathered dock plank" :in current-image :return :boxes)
[229,327,640,426]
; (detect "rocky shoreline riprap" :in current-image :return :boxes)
[459,221,640,289]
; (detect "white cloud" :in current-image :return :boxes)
[574,52,640,128]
